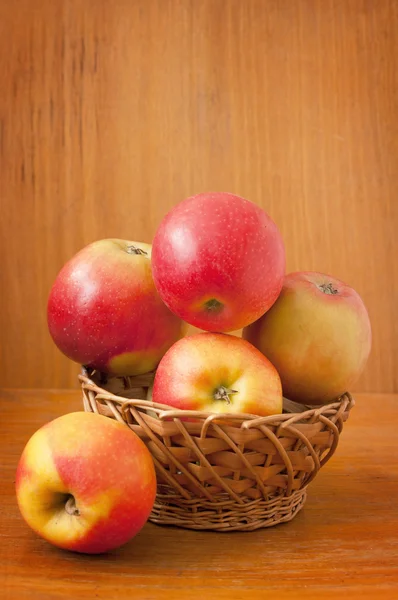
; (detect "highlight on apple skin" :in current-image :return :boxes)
[152,332,283,417]
[151,192,286,332]
[15,411,157,554]
[47,239,186,377]
[243,271,372,405]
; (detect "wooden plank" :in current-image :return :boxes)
[1,389,398,598]
[0,0,397,391]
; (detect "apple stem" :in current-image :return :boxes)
[65,495,80,516]
[126,245,148,256]
[319,282,338,295]
[213,386,238,404]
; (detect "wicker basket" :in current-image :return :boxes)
[80,368,354,532]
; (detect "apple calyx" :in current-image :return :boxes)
[65,495,80,516]
[213,385,238,405]
[204,298,224,313]
[126,245,148,256]
[319,282,338,295]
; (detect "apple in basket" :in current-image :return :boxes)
[15,412,156,554]
[243,271,372,405]
[47,239,186,376]
[151,192,286,332]
[152,332,283,417]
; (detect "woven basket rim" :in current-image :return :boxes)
[79,369,355,427]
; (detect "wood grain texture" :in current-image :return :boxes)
[1,389,398,598]
[0,0,397,390]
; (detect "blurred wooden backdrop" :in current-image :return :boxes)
[0,0,397,391]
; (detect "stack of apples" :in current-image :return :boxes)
[16,192,371,554]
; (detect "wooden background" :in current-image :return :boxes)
[0,0,397,391]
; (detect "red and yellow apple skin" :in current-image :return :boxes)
[152,333,283,417]
[47,239,186,376]
[15,412,156,554]
[151,192,286,332]
[243,271,372,405]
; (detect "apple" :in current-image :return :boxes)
[152,332,283,417]
[47,239,186,376]
[151,192,285,332]
[15,411,156,554]
[243,271,372,405]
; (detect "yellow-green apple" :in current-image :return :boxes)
[243,271,372,405]
[15,411,156,554]
[152,332,283,416]
[151,192,285,332]
[47,239,186,376]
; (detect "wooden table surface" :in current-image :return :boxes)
[1,390,397,599]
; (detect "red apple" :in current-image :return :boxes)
[151,192,285,332]
[15,411,156,554]
[152,332,283,417]
[243,271,372,405]
[47,239,186,376]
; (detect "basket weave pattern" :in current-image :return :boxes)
[80,369,354,531]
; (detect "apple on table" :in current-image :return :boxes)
[16,411,157,554]
[47,239,186,377]
[243,271,372,405]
